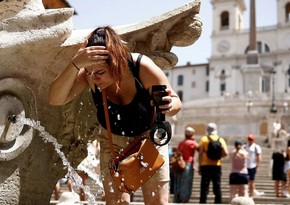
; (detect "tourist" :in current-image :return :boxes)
[244,134,263,197]
[54,176,73,200]
[48,26,182,205]
[271,149,287,197]
[229,140,249,202]
[169,146,177,195]
[172,127,199,203]
[77,140,100,201]
[284,139,290,197]
[198,123,228,204]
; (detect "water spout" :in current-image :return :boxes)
[9,114,103,204]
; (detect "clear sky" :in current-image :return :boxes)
[67,0,276,66]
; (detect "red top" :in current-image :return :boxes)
[177,139,198,163]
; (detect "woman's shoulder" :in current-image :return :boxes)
[130,53,151,62]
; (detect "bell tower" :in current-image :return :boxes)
[211,0,246,57]
[211,0,246,34]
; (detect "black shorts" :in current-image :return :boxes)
[229,173,249,185]
[247,167,256,181]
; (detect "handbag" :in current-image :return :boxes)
[170,151,186,173]
[101,90,165,193]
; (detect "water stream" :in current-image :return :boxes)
[11,115,103,204]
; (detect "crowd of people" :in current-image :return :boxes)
[170,124,290,204]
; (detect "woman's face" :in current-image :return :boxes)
[86,64,114,89]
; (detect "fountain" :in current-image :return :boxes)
[0,0,202,204]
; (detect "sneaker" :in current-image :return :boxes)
[253,189,265,196]
[283,191,290,198]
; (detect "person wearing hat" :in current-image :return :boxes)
[229,140,249,202]
[198,123,228,204]
[244,134,262,197]
[171,126,199,203]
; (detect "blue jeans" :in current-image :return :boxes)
[199,165,222,204]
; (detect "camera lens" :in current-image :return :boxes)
[149,121,172,146]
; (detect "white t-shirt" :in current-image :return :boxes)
[244,143,262,169]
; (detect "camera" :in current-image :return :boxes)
[149,85,172,146]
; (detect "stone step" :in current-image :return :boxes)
[51,138,287,204]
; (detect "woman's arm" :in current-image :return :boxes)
[48,66,89,105]
[48,42,109,105]
[136,54,182,117]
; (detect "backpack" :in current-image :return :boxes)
[207,135,222,160]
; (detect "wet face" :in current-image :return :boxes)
[85,64,114,89]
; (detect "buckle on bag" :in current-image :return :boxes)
[109,159,119,171]
[137,153,148,171]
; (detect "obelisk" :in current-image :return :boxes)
[242,0,263,94]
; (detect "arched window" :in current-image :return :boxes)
[177,75,184,86]
[244,41,270,54]
[286,3,290,22]
[221,11,229,30]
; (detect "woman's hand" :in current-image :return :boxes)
[159,89,173,114]
[71,40,109,70]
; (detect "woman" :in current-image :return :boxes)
[48,26,182,205]
[229,140,249,202]
[271,149,287,197]
[284,139,290,197]
[173,127,199,203]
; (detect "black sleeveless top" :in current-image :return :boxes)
[91,54,154,137]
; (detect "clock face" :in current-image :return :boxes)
[217,40,230,53]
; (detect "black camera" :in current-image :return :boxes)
[149,85,172,146]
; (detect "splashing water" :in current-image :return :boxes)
[13,115,103,204]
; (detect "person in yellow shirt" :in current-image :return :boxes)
[198,123,228,204]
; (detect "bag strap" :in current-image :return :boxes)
[207,135,220,141]
[101,89,115,158]
[102,89,147,160]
